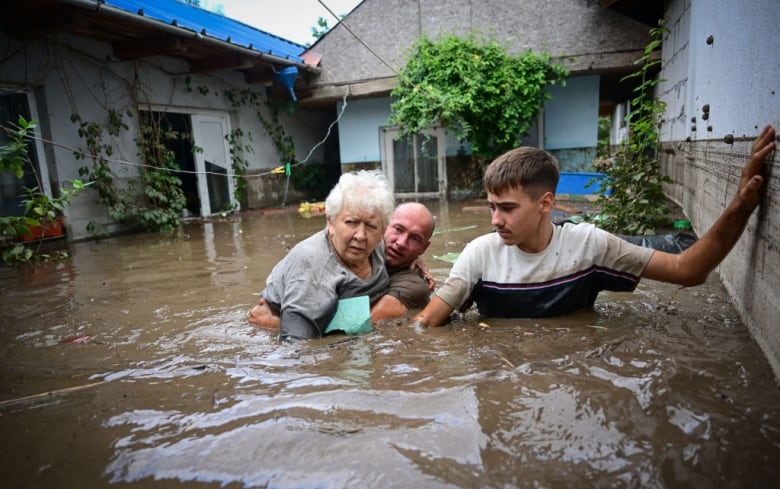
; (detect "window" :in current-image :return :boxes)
[380,126,447,198]
[0,90,51,217]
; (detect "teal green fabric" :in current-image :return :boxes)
[324,296,371,334]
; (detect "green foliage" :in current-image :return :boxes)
[1,117,90,265]
[390,33,568,160]
[135,114,187,233]
[74,109,189,233]
[290,163,340,201]
[311,16,330,40]
[0,116,32,178]
[227,127,252,205]
[596,115,612,158]
[257,102,296,165]
[73,111,133,225]
[592,23,673,235]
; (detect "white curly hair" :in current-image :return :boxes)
[325,170,395,227]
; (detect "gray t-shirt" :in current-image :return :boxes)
[262,228,389,340]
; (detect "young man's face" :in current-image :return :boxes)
[487,186,552,251]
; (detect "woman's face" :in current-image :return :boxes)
[327,206,384,271]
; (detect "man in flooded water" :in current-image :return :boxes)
[249,202,436,329]
[413,124,776,327]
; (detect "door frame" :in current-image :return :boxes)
[190,113,237,216]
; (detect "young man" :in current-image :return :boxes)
[413,124,776,327]
[249,202,435,329]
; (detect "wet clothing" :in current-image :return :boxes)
[435,222,654,318]
[262,229,388,341]
[386,265,430,310]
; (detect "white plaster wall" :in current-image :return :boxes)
[312,0,652,87]
[660,0,780,142]
[658,0,780,379]
[657,0,691,142]
[336,97,392,163]
[544,75,599,150]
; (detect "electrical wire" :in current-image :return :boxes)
[12,0,404,209]
[23,91,350,183]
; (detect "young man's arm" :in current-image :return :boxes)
[411,295,455,327]
[642,124,776,285]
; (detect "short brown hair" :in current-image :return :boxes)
[483,147,560,199]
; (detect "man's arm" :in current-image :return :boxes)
[412,295,455,327]
[411,256,435,292]
[372,266,433,322]
[370,295,408,322]
[642,124,776,285]
[248,297,281,329]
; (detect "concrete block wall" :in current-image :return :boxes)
[658,0,780,378]
[661,138,780,378]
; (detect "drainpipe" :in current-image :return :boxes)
[56,0,320,75]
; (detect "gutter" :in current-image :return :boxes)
[58,0,321,74]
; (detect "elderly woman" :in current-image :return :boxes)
[256,170,395,341]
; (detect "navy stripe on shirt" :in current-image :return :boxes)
[465,265,641,318]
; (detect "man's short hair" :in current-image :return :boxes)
[483,147,560,199]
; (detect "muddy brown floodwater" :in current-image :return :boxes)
[1,199,779,489]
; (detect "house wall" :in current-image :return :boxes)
[0,32,330,240]
[305,0,653,191]
[657,0,780,378]
[311,0,652,88]
[544,75,600,172]
[337,97,390,164]
[337,96,483,167]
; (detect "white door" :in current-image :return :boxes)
[381,126,447,198]
[191,114,237,216]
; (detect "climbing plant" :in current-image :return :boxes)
[592,23,673,235]
[227,127,252,206]
[390,33,568,160]
[135,113,187,232]
[73,110,134,228]
[1,117,89,265]
[73,108,193,233]
[257,101,296,167]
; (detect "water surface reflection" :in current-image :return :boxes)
[1,200,778,488]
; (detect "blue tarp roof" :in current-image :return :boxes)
[103,0,306,63]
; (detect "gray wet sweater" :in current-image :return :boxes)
[262,228,388,341]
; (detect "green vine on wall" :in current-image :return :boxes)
[255,97,337,199]
[257,101,296,166]
[227,127,252,205]
[73,110,134,229]
[74,108,188,234]
[592,22,673,235]
[135,113,187,232]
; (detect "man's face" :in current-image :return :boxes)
[384,206,431,268]
[487,186,551,251]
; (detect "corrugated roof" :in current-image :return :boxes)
[104,0,306,63]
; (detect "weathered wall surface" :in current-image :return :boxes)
[0,31,331,238]
[307,0,651,90]
[658,0,780,378]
